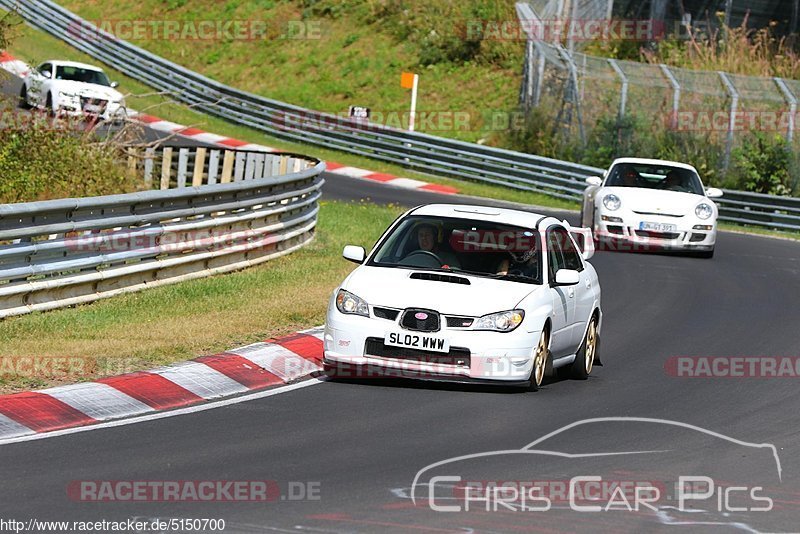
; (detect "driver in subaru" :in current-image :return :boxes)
[414,223,461,269]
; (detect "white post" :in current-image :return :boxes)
[409,73,419,132]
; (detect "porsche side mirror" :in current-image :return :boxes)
[585,176,602,187]
[554,269,580,286]
[42,70,51,79]
[706,187,723,198]
[342,245,366,264]
[110,81,119,88]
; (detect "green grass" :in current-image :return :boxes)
[57,0,522,144]
[5,15,578,211]
[0,201,404,393]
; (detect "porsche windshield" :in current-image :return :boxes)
[605,163,705,195]
[368,215,543,284]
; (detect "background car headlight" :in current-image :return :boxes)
[474,310,524,332]
[602,194,621,211]
[335,289,369,317]
[695,203,713,220]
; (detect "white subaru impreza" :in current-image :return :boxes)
[323,204,603,391]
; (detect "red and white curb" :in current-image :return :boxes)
[1,50,458,195]
[0,327,325,440]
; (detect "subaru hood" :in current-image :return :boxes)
[342,265,540,316]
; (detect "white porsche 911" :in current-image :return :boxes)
[581,158,723,258]
[323,204,603,391]
[20,60,127,122]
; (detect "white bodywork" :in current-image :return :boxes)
[21,60,126,121]
[581,157,722,256]
[324,204,602,387]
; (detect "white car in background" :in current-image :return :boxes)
[20,60,126,121]
[581,157,723,258]
[324,204,603,391]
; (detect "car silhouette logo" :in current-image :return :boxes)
[415,312,428,320]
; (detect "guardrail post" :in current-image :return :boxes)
[660,64,681,129]
[160,147,173,190]
[774,77,797,143]
[192,147,206,187]
[718,71,739,171]
[608,59,628,119]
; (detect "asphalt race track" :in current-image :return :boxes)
[3,77,800,532]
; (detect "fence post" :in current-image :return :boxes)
[177,148,190,188]
[607,59,628,119]
[192,147,207,187]
[144,147,155,188]
[160,147,173,190]
[660,64,681,129]
[774,77,797,143]
[221,150,235,183]
[718,71,739,171]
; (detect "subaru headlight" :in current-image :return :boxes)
[695,203,713,220]
[602,194,621,211]
[474,309,524,332]
[335,289,369,317]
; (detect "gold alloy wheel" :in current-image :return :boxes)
[533,330,549,387]
[584,319,597,374]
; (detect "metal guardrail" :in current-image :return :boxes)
[2,0,799,232]
[0,150,325,318]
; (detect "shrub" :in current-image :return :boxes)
[0,111,142,204]
[731,132,793,195]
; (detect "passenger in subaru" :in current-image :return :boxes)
[496,246,539,279]
[413,223,461,269]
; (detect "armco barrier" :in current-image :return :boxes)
[0,150,324,318]
[2,0,799,231]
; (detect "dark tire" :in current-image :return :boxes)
[18,84,30,109]
[571,317,598,380]
[45,93,54,116]
[528,329,550,392]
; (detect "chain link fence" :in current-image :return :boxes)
[517,0,800,191]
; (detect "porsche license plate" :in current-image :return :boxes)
[385,331,450,353]
[639,221,677,233]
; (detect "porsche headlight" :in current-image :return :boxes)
[335,289,369,317]
[695,203,713,220]
[602,194,621,211]
[474,309,525,332]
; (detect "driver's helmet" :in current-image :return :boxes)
[509,247,536,264]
